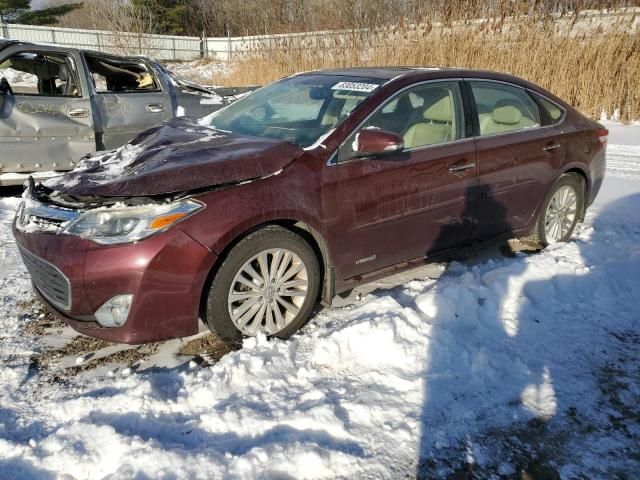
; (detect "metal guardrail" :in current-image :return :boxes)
[1,8,638,62]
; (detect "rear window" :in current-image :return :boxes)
[531,92,565,124]
[469,81,541,136]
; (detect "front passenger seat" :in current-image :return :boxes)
[403,94,453,149]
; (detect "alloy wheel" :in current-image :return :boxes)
[544,185,578,243]
[227,248,309,336]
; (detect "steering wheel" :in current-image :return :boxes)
[0,77,13,95]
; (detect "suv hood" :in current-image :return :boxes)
[43,118,303,197]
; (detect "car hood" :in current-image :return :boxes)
[43,118,303,197]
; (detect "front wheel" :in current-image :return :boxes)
[524,173,585,246]
[204,226,320,342]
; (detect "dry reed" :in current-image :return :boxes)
[213,8,640,121]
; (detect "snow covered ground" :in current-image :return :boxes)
[0,126,639,479]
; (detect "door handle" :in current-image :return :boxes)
[68,108,89,118]
[543,143,561,152]
[449,161,476,173]
[146,103,165,113]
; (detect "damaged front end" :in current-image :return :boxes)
[16,179,204,245]
[42,118,301,197]
[13,176,218,342]
[16,117,302,242]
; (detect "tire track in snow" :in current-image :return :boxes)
[607,144,640,180]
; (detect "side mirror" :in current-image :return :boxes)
[352,128,404,158]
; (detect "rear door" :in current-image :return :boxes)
[0,47,95,176]
[337,80,478,279]
[466,80,564,240]
[82,53,171,150]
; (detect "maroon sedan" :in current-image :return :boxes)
[13,67,607,344]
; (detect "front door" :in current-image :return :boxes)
[0,48,95,175]
[337,80,478,279]
[82,53,172,150]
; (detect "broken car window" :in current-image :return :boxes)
[84,53,160,94]
[0,51,81,97]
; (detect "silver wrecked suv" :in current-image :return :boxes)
[0,39,253,187]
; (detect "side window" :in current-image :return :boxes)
[84,54,160,93]
[0,51,81,97]
[351,81,464,151]
[470,81,540,136]
[531,92,565,124]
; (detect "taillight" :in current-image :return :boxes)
[596,127,608,149]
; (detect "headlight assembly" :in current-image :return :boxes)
[63,199,203,245]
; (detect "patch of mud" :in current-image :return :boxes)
[178,334,239,365]
[64,343,159,376]
[22,311,67,336]
[417,418,564,480]
[17,298,66,336]
[35,336,113,368]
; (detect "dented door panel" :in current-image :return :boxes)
[0,95,95,171]
[0,46,95,184]
[93,92,172,150]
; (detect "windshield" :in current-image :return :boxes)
[205,74,384,148]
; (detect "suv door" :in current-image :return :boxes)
[0,47,95,180]
[466,80,564,240]
[337,80,478,279]
[82,53,171,150]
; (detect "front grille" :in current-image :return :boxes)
[18,246,71,311]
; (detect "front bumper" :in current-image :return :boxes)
[13,224,217,344]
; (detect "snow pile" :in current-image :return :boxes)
[163,60,228,87]
[0,131,639,478]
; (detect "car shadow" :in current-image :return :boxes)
[415,189,640,477]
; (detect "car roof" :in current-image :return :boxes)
[301,66,551,96]
[309,67,430,80]
[303,66,521,83]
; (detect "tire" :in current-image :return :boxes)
[204,225,321,342]
[522,173,585,247]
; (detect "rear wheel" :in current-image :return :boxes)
[523,173,585,246]
[205,226,320,342]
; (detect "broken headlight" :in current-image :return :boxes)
[64,199,203,245]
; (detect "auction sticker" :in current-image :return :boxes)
[331,82,379,92]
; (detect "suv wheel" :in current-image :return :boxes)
[205,226,320,342]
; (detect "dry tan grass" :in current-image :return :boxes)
[215,9,640,121]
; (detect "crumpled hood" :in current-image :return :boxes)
[43,118,303,197]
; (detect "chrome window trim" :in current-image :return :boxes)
[465,123,559,142]
[17,245,72,311]
[328,78,466,166]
